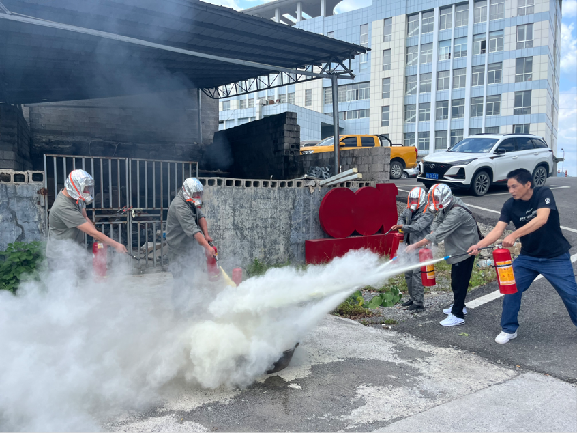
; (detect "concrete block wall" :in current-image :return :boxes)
[26,89,217,169]
[210,112,303,180]
[0,104,32,170]
[300,146,391,182]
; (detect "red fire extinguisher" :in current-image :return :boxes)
[92,241,107,279]
[419,248,436,286]
[206,242,220,281]
[232,267,243,286]
[492,248,518,294]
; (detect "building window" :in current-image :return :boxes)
[222,100,231,111]
[381,106,390,126]
[408,14,420,37]
[451,129,464,146]
[339,111,345,120]
[383,18,392,41]
[338,86,347,102]
[382,78,391,98]
[323,87,332,105]
[406,75,418,95]
[453,68,467,88]
[360,23,368,46]
[438,70,450,90]
[279,93,287,103]
[437,100,449,120]
[435,130,448,149]
[359,82,370,100]
[305,89,312,106]
[338,82,371,102]
[486,95,501,116]
[403,104,420,125]
[439,40,451,60]
[422,11,434,33]
[343,109,370,119]
[420,73,432,93]
[439,7,453,30]
[452,98,465,118]
[383,49,392,70]
[419,102,431,121]
[490,0,505,20]
[489,30,504,53]
[486,126,500,133]
[515,57,533,82]
[404,132,415,146]
[474,0,487,23]
[418,132,430,151]
[239,99,246,109]
[518,0,534,16]
[513,124,530,133]
[406,46,419,66]
[514,90,532,115]
[472,65,485,86]
[470,128,482,135]
[454,37,468,58]
[488,62,502,84]
[405,104,417,122]
[420,43,433,64]
[327,31,335,38]
[248,98,255,108]
[473,33,487,55]
[455,3,469,27]
[517,24,533,49]
[287,92,295,104]
[471,97,484,117]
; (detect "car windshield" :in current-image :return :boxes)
[448,137,499,153]
[316,137,334,147]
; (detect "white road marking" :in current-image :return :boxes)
[469,253,577,310]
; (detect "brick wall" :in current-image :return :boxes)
[26,90,218,169]
[0,104,32,170]
[209,112,302,180]
[300,146,391,182]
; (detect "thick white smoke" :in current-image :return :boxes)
[0,243,424,431]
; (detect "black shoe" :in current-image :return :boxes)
[407,304,425,312]
[401,300,413,307]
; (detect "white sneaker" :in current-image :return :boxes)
[440,313,465,327]
[495,331,517,344]
[443,305,468,315]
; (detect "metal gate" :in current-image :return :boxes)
[43,154,198,270]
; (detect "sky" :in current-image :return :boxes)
[205,0,577,176]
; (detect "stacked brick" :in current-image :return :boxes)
[212,112,303,180]
[0,104,32,170]
[300,146,391,183]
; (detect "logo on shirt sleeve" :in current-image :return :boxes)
[545,198,551,205]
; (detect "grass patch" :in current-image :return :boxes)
[245,258,292,277]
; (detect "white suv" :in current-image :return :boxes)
[417,134,555,196]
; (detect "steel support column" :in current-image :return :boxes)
[331,74,340,175]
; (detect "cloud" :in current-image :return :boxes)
[562,0,577,17]
[335,0,372,14]
[560,22,577,73]
[557,88,577,176]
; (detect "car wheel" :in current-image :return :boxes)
[390,161,404,179]
[532,165,548,187]
[401,171,408,179]
[470,170,491,196]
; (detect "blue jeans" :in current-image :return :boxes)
[501,252,577,333]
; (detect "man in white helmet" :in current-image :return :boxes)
[406,184,481,326]
[46,169,127,260]
[390,187,434,312]
[166,178,215,313]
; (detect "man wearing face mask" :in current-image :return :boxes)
[406,184,481,326]
[46,169,127,261]
[390,187,434,312]
[166,178,215,313]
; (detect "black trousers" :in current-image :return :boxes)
[451,255,476,319]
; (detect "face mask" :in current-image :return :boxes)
[410,204,418,211]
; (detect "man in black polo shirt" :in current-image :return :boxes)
[468,168,576,344]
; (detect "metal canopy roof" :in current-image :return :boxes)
[0,0,366,104]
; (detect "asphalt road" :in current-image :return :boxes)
[393,176,577,382]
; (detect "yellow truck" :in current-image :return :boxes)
[300,135,418,179]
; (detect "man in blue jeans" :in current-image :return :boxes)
[468,168,576,344]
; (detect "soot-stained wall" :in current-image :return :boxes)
[26,90,218,169]
[0,104,32,171]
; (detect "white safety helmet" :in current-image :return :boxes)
[182,178,203,208]
[406,187,427,212]
[65,169,94,205]
[427,183,453,213]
